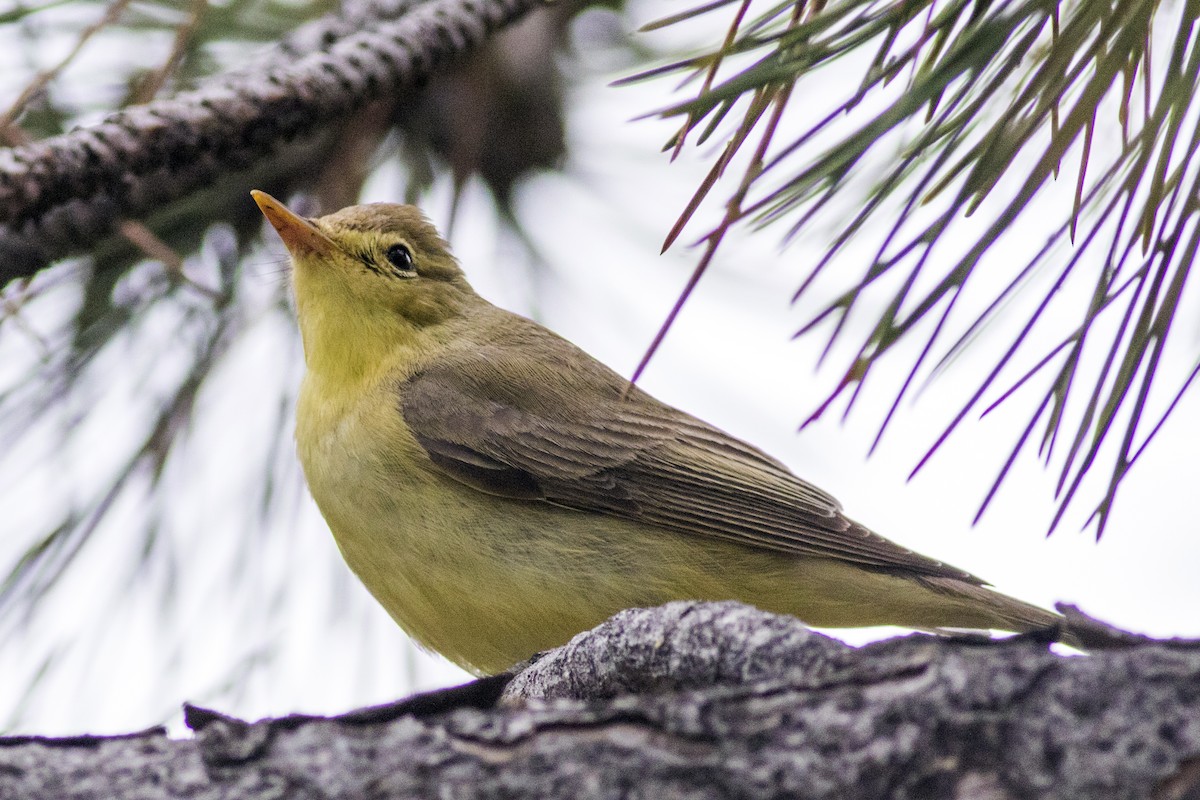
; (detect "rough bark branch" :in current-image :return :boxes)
[3,602,1199,799]
[0,0,540,283]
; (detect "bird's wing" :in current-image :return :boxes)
[400,338,981,583]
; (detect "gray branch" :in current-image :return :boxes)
[3,602,1199,799]
[0,0,540,284]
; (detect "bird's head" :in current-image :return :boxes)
[252,190,475,380]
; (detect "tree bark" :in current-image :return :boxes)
[3,601,1199,799]
[0,0,541,282]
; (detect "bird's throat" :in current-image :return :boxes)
[294,295,416,389]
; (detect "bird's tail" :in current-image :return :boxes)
[919,576,1084,649]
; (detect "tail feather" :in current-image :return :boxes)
[919,576,1082,649]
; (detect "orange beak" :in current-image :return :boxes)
[251,190,339,258]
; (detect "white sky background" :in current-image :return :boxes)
[1,0,1199,735]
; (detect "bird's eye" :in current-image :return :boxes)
[385,244,414,274]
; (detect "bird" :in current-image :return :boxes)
[251,189,1067,675]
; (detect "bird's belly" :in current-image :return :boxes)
[313,467,731,674]
[300,421,802,673]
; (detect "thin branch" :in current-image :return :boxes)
[0,0,135,131]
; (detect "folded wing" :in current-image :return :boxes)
[401,336,981,584]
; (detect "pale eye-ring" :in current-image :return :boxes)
[386,243,414,273]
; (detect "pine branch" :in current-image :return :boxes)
[6,603,1200,799]
[0,0,540,284]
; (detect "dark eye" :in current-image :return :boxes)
[385,243,414,273]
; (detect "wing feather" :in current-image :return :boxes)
[400,335,981,584]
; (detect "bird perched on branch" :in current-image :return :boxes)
[252,190,1068,675]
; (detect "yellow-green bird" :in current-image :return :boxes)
[252,190,1064,675]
